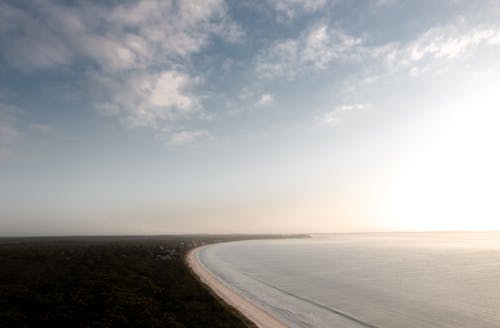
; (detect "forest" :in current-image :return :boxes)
[0,235,303,327]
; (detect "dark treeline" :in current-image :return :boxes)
[0,235,307,327]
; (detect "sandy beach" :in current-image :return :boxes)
[186,246,287,328]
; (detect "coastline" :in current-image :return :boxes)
[186,245,288,328]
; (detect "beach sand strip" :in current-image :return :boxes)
[186,246,288,328]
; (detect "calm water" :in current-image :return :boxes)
[198,233,500,328]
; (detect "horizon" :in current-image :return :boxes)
[1,0,500,235]
[3,230,500,239]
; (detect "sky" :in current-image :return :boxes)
[1,0,500,236]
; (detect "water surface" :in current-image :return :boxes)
[199,233,500,328]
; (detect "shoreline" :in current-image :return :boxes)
[186,245,288,328]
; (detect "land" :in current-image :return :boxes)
[0,234,306,327]
[187,246,287,328]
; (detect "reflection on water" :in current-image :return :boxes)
[199,233,500,328]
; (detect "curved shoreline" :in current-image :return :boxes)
[186,245,288,328]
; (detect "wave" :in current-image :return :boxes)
[245,273,379,328]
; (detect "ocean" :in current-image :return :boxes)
[198,233,500,327]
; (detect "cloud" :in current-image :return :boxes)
[0,2,74,69]
[372,22,500,79]
[3,1,500,147]
[336,19,500,94]
[94,70,201,128]
[166,130,210,146]
[0,0,243,140]
[0,1,242,71]
[256,94,274,107]
[407,26,500,61]
[268,0,327,21]
[317,103,371,127]
[257,15,500,86]
[256,24,362,79]
[372,0,399,7]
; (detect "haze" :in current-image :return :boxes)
[1,0,500,236]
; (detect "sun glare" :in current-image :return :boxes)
[384,76,500,231]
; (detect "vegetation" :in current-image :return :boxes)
[0,235,303,327]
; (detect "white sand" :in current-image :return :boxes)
[186,246,288,328]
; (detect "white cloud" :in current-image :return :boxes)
[303,25,361,69]
[409,26,500,61]
[166,130,210,146]
[0,0,243,140]
[374,23,500,78]
[256,24,362,79]
[0,0,242,71]
[149,71,197,109]
[238,86,254,100]
[93,70,201,128]
[269,0,327,20]
[372,0,399,7]
[317,103,371,127]
[256,94,274,107]
[256,16,500,84]
[317,112,342,126]
[0,2,74,69]
[256,40,299,80]
[337,20,500,94]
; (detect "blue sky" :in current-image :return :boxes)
[1,0,500,235]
